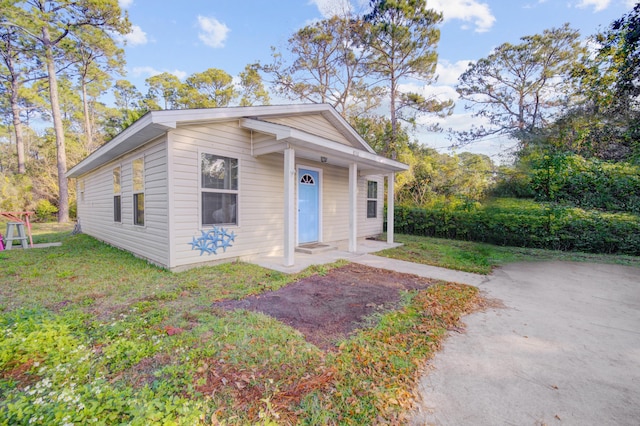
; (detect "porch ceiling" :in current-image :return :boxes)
[240,118,408,175]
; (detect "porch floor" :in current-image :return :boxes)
[245,238,402,274]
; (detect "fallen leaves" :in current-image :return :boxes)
[164,325,184,336]
[189,281,482,424]
[323,282,483,423]
[193,357,336,424]
[0,358,41,388]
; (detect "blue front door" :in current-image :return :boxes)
[298,168,319,244]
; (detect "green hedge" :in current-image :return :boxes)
[530,154,640,213]
[390,199,640,255]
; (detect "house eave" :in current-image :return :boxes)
[66,113,176,178]
[240,118,408,173]
[66,104,399,179]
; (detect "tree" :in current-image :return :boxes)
[600,3,640,108]
[456,152,494,201]
[395,144,495,206]
[68,24,124,154]
[455,24,584,148]
[238,64,270,106]
[105,79,146,135]
[262,15,380,118]
[178,68,237,108]
[2,0,130,222]
[145,72,182,110]
[568,4,640,161]
[114,79,142,111]
[363,0,452,158]
[350,115,404,154]
[0,23,44,173]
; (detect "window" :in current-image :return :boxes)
[201,153,238,226]
[300,173,315,185]
[113,167,121,222]
[367,180,377,218]
[132,158,144,226]
[114,195,122,222]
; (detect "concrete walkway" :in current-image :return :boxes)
[252,249,640,424]
[247,239,404,274]
[409,261,640,426]
[352,254,487,286]
[248,239,487,286]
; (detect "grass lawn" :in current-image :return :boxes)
[376,233,640,274]
[0,225,480,425]
[0,221,74,246]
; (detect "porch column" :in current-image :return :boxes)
[349,162,358,252]
[387,172,395,244]
[284,147,296,266]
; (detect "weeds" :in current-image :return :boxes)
[0,226,507,423]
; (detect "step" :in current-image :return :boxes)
[295,243,336,254]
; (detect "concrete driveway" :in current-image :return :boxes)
[409,261,640,426]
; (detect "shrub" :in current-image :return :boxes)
[35,199,58,222]
[391,199,640,256]
[491,168,536,199]
[0,173,34,211]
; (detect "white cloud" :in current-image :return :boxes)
[576,0,612,12]
[310,0,496,32]
[430,0,496,33]
[624,0,636,8]
[132,66,187,80]
[123,25,147,46]
[118,0,133,9]
[309,0,353,17]
[197,16,230,48]
[436,60,473,85]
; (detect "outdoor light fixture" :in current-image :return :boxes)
[321,156,328,163]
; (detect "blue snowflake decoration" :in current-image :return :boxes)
[189,226,236,256]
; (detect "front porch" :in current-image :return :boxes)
[245,238,402,274]
[240,118,408,267]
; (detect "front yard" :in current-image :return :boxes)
[376,233,640,274]
[0,229,479,425]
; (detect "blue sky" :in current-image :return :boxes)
[116,0,637,159]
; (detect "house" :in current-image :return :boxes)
[66,104,408,270]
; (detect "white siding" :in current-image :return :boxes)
[167,122,383,269]
[76,138,170,267]
[319,166,384,242]
[319,163,349,242]
[169,122,285,268]
[76,115,387,270]
[358,175,385,237]
[265,114,355,147]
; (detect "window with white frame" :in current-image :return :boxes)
[132,158,145,226]
[367,180,377,218]
[113,167,121,222]
[201,153,238,226]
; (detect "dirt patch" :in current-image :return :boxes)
[214,263,436,349]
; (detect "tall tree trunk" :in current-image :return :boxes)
[43,26,69,223]
[10,76,26,174]
[5,51,26,174]
[81,80,93,152]
[389,74,397,160]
